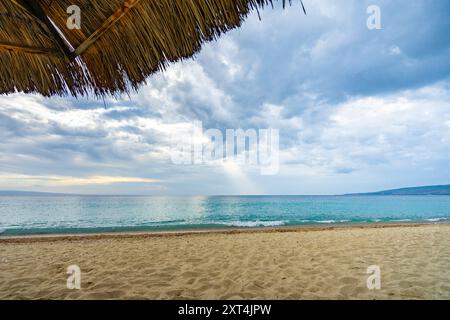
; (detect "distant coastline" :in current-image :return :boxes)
[347,184,450,196]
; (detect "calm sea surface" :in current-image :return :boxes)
[1,195,450,235]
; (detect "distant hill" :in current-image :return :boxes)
[351,185,450,196]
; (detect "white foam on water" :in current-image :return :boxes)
[425,217,449,222]
[317,220,350,224]
[221,220,287,228]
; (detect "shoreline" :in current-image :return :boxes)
[1,221,447,243]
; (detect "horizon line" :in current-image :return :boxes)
[1,183,450,197]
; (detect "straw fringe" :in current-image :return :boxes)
[1,0,294,97]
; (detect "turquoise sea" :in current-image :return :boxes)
[1,195,450,236]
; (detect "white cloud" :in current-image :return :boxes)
[280,83,450,174]
[130,61,235,124]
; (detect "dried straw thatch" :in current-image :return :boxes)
[1,0,304,97]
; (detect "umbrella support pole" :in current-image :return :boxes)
[0,41,60,55]
[73,0,142,58]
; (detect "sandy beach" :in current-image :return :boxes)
[1,224,450,300]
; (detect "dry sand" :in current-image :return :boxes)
[1,224,450,300]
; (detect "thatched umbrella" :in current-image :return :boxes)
[0,0,305,98]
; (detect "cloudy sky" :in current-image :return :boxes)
[1,0,450,195]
